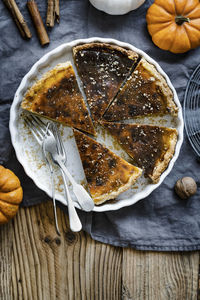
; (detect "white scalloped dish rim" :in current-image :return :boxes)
[9,37,184,212]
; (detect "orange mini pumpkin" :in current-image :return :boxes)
[146,0,200,53]
[0,166,23,225]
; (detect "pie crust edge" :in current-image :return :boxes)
[21,61,96,136]
[94,167,142,205]
[139,58,178,116]
[149,129,178,183]
[72,42,139,61]
[21,62,72,111]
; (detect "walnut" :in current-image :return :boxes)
[175,177,197,200]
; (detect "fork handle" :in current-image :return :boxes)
[57,160,94,212]
[43,148,60,235]
[58,160,76,185]
[60,168,82,232]
[50,168,61,236]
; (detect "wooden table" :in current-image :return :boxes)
[0,201,199,299]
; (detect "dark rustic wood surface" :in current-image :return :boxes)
[0,201,199,300]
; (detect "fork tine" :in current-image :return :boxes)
[33,115,46,126]
[26,113,65,156]
[31,115,56,138]
[30,115,47,136]
[53,124,64,156]
[24,117,43,144]
[25,115,43,135]
[32,115,51,132]
[27,115,51,139]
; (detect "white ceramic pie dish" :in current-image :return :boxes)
[9,37,184,212]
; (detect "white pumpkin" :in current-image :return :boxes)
[89,0,146,15]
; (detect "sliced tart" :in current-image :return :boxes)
[101,121,178,183]
[73,129,142,205]
[21,62,96,136]
[103,58,178,121]
[73,43,140,121]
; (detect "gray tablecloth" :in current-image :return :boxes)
[1,0,200,251]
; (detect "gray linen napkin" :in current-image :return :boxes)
[0,0,200,251]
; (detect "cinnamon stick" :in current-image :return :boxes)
[27,0,50,46]
[3,0,32,39]
[46,0,59,28]
[55,0,60,24]
[46,0,54,27]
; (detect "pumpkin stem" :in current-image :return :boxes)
[175,16,190,25]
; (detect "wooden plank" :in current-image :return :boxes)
[11,201,122,300]
[0,222,13,299]
[122,248,199,300]
[1,200,199,299]
[198,261,200,300]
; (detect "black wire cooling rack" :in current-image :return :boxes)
[184,63,200,158]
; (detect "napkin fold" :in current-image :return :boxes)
[0,0,200,251]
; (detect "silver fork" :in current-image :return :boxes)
[25,114,82,232]
[24,115,60,236]
[51,124,94,212]
[40,123,82,232]
[34,117,94,211]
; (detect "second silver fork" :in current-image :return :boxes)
[41,123,82,232]
[51,124,94,212]
[25,114,82,232]
[24,115,60,235]
[35,117,94,212]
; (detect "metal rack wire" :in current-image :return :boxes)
[184,63,200,158]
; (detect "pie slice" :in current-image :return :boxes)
[101,121,178,183]
[73,129,142,205]
[21,62,96,136]
[73,43,140,121]
[103,58,178,121]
